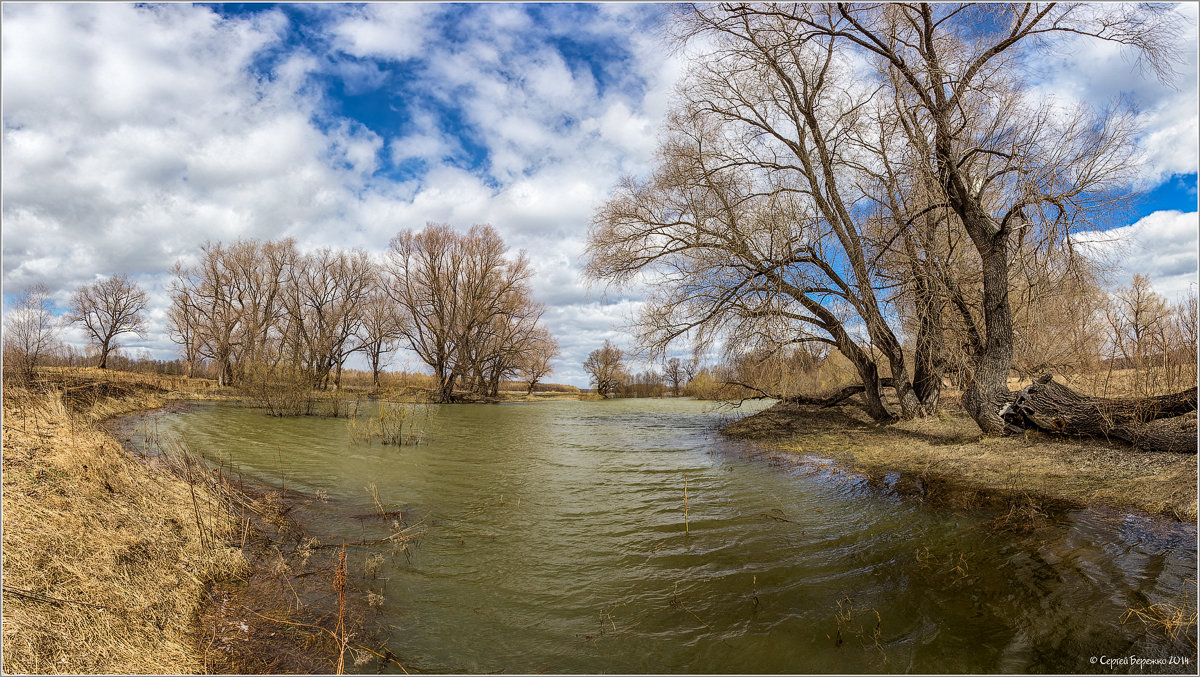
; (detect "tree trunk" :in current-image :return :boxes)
[1001,373,1197,453]
[97,339,111,369]
[850,357,895,422]
[962,236,1016,435]
[785,378,897,408]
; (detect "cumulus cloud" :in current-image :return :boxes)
[1074,210,1200,302]
[1025,3,1199,189]
[4,3,1193,387]
[1,3,679,385]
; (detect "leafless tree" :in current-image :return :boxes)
[165,278,202,377]
[664,357,687,397]
[356,283,407,388]
[280,247,374,389]
[519,326,559,394]
[67,274,148,369]
[386,223,550,402]
[3,282,59,384]
[592,2,1180,431]
[761,2,1180,433]
[169,239,296,386]
[583,340,627,398]
[1107,274,1172,364]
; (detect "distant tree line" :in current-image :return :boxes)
[167,225,558,403]
[3,224,559,406]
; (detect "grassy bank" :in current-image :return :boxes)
[4,368,411,674]
[1,371,245,673]
[723,396,1198,523]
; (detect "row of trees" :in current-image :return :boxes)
[3,276,150,383]
[167,225,558,403]
[585,2,1191,436]
[582,341,700,398]
[2,225,559,406]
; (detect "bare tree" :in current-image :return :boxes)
[519,326,559,394]
[592,2,1180,431]
[1107,274,1172,365]
[67,274,148,369]
[766,2,1180,433]
[386,223,550,402]
[165,277,202,377]
[3,282,59,383]
[170,239,297,386]
[664,357,686,397]
[356,283,407,388]
[583,340,627,398]
[1172,286,1199,386]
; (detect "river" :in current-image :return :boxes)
[120,398,1197,673]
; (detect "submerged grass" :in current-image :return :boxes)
[723,394,1198,523]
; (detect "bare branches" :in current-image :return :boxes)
[67,275,149,370]
[583,340,628,398]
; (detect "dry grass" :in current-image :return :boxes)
[1,371,245,674]
[723,384,1198,522]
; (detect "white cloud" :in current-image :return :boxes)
[13,4,1188,388]
[330,3,432,62]
[1075,210,1200,302]
[1026,3,1199,188]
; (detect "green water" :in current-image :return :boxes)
[121,399,1196,674]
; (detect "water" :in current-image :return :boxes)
[121,398,1197,673]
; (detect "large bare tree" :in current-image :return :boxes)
[754,1,1182,433]
[68,274,148,369]
[591,2,1183,432]
[356,282,408,388]
[519,326,559,394]
[386,223,550,402]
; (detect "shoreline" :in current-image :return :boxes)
[1,373,246,674]
[110,405,407,674]
[721,399,1198,524]
[1,369,398,674]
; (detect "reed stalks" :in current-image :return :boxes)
[348,401,439,446]
[683,477,690,535]
[334,544,348,675]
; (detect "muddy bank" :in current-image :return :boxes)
[722,399,1198,523]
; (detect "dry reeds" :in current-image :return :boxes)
[1,385,246,674]
[1122,602,1198,648]
[347,401,438,446]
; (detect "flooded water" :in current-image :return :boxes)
[122,398,1196,673]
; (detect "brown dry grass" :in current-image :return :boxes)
[723,382,1198,522]
[1,371,246,674]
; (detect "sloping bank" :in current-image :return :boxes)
[722,399,1198,523]
[3,370,401,674]
[1,375,246,674]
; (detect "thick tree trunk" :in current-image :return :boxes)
[961,235,1016,435]
[848,354,895,422]
[1001,374,1198,453]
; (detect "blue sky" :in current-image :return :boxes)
[2,3,1197,387]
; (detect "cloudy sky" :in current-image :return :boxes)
[2,3,1197,387]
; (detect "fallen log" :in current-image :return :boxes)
[1000,373,1197,453]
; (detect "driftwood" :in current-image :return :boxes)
[1001,373,1197,453]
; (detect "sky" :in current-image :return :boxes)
[2,2,1198,388]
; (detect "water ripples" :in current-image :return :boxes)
[127,398,1197,674]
